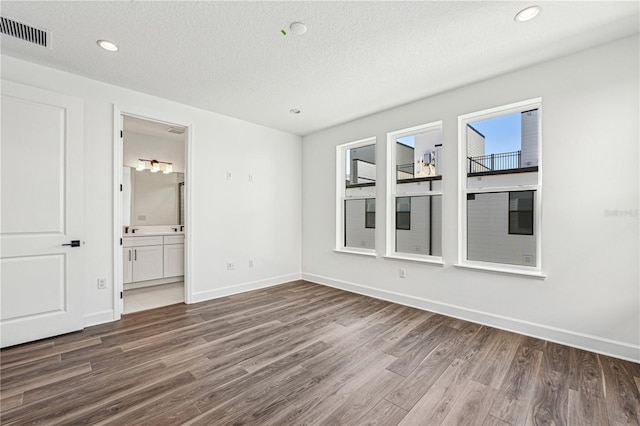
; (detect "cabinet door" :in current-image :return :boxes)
[123,248,133,284]
[132,245,163,282]
[163,244,184,278]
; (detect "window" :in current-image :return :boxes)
[459,99,541,272]
[386,122,443,261]
[336,137,376,253]
[365,199,376,229]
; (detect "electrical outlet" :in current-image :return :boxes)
[97,277,107,289]
[249,173,255,182]
[226,261,235,270]
[248,259,254,268]
[399,268,406,279]
[226,171,232,180]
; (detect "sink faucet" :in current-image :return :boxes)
[180,225,184,232]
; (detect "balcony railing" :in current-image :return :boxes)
[397,163,414,180]
[468,150,521,174]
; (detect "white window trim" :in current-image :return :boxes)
[386,121,443,263]
[457,98,543,276]
[335,136,377,256]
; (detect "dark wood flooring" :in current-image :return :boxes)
[1,280,639,425]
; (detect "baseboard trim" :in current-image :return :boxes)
[83,310,115,328]
[302,272,640,363]
[191,273,302,304]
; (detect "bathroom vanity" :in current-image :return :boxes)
[123,232,184,289]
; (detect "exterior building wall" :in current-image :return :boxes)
[345,199,375,249]
[396,142,415,179]
[467,125,486,159]
[414,128,443,177]
[350,144,376,164]
[467,192,536,266]
[396,195,442,256]
[521,109,539,167]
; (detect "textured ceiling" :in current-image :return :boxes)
[1,1,638,136]
[124,115,185,142]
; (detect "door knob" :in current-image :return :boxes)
[61,240,81,247]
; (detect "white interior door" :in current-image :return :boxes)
[1,80,84,348]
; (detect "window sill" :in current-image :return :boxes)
[383,254,444,266]
[333,248,377,258]
[454,263,546,280]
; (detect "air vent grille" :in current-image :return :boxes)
[0,16,49,48]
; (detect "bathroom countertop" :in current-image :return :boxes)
[123,232,185,237]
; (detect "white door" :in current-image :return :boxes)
[1,81,84,348]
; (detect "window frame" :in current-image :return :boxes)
[457,98,543,277]
[385,121,444,264]
[335,137,377,256]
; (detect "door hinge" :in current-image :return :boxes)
[120,238,123,246]
[120,184,123,192]
[120,291,123,299]
[120,130,123,138]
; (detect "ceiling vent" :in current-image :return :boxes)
[167,127,186,135]
[0,16,50,48]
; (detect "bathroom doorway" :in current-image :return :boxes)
[115,112,189,315]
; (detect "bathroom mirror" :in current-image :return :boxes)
[124,167,184,226]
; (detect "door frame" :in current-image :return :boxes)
[112,105,193,319]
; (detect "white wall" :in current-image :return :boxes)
[1,55,302,325]
[301,35,640,362]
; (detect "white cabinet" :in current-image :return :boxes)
[123,248,133,284]
[163,234,185,278]
[123,235,184,285]
[164,244,184,278]
[132,245,164,282]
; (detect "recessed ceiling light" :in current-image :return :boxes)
[97,39,118,52]
[290,109,301,114]
[289,22,307,35]
[514,6,541,22]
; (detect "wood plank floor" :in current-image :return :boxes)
[2,280,639,425]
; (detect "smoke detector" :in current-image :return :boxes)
[167,127,186,135]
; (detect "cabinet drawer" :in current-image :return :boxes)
[123,236,164,247]
[164,235,185,245]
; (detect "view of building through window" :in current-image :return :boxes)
[466,109,538,175]
[389,125,443,259]
[463,103,540,268]
[340,141,376,251]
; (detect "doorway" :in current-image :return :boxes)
[115,112,189,316]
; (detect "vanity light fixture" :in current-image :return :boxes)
[97,39,119,51]
[137,159,173,174]
[514,5,541,22]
